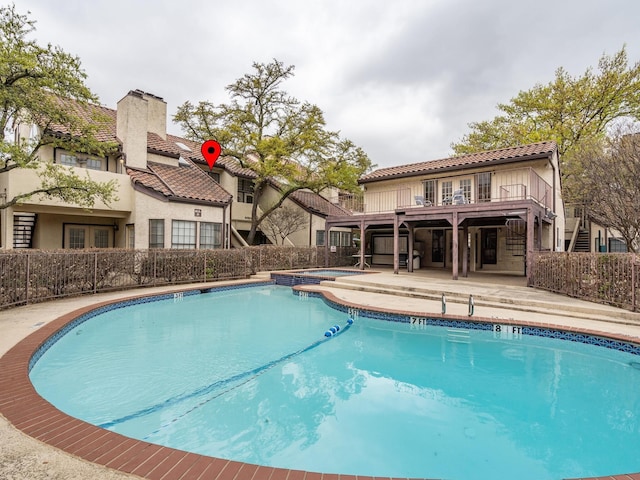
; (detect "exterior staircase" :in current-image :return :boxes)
[573,229,590,252]
[505,218,526,256]
[13,213,37,248]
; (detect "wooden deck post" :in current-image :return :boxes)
[452,211,459,280]
[526,208,534,286]
[393,214,399,274]
[407,223,414,273]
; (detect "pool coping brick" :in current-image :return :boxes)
[1,277,639,480]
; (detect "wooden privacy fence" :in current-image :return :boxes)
[531,252,640,311]
[0,245,357,309]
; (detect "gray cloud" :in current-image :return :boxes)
[13,0,640,167]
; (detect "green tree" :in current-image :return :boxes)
[0,4,118,210]
[451,46,640,169]
[567,124,640,252]
[175,59,373,245]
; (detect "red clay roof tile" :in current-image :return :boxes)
[289,190,351,217]
[360,141,558,183]
[127,159,232,205]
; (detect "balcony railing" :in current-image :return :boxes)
[332,167,552,214]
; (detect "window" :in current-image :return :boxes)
[86,158,103,171]
[341,232,352,247]
[441,181,452,204]
[60,154,78,166]
[126,224,135,249]
[330,231,341,247]
[608,238,627,253]
[64,225,111,248]
[476,172,491,202]
[172,220,196,249]
[69,227,85,248]
[459,179,471,203]
[319,230,351,247]
[58,152,103,170]
[208,171,221,183]
[149,219,165,248]
[94,229,109,248]
[423,180,437,205]
[200,222,222,249]
[238,178,253,203]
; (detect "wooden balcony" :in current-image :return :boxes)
[333,167,552,215]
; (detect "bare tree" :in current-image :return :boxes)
[569,124,640,252]
[260,206,307,245]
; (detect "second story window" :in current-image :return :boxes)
[459,179,472,203]
[58,152,103,171]
[208,171,221,183]
[476,172,491,202]
[238,178,253,203]
[423,180,437,206]
[441,181,452,205]
[60,153,78,166]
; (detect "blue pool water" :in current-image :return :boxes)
[30,284,640,479]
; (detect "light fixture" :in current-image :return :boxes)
[545,208,557,220]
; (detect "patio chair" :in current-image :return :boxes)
[452,189,468,205]
[414,195,432,207]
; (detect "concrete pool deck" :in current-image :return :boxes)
[1,269,639,480]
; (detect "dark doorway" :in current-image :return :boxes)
[481,228,497,265]
[432,230,444,263]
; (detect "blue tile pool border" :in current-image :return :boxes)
[293,288,640,357]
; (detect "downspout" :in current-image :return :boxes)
[309,212,313,246]
[549,153,557,251]
[227,199,233,249]
[222,203,228,249]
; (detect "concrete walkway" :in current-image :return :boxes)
[1,271,639,479]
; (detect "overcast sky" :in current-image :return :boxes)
[13,0,640,168]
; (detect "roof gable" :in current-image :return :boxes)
[127,159,232,205]
[289,190,351,218]
[360,141,558,183]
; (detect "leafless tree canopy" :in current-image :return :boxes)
[260,206,308,245]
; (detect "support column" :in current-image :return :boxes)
[359,219,365,270]
[462,222,468,278]
[452,211,459,280]
[526,208,534,286]
[393,214,399,274]
[407,223,414,273]
[324,222,330,267]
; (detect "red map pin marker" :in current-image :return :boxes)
[201,140,221,170]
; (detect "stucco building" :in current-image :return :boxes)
[2,90,351,250]
[325,141,565,282]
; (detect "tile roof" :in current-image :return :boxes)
[360,141,558,183]
[164,134,257,178]
[46,95,343,213]
[289,190,352,217]
[47,98,118,143]
[127,159,232,205]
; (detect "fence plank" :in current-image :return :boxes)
[532,252,637,311]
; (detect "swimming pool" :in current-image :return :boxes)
[27,283,640,479]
